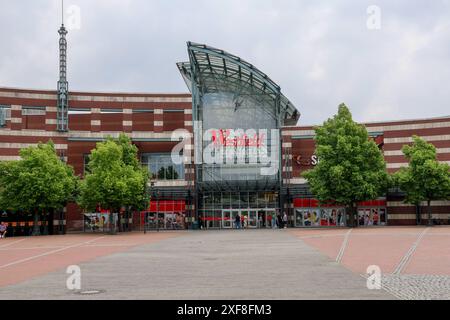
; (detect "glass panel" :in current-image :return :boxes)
[212,210,222,229]
[223,210,232,228]
[231,192,240,209]
[141,153,185,180]
[204,193,213,209]
[249,192,257,208]
[266,192,277,208]
[248,211,257,228]
[222,192,231,209]
[258,192,267,208]
[240,192,249,209]
[213,192,221,208]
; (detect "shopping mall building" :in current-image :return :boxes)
[1,37,450,234]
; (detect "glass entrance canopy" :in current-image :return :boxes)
[177,42,300,192]
[177,42,300,127]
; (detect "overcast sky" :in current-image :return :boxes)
[0,0,449,125]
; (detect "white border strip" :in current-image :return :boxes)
[392,227,429,275]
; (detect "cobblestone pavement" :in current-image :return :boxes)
[378,274,450,300]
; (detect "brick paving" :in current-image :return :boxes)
[0,230,392,300]
[1,227,449,300]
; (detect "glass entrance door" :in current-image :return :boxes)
[222,210,232,228]
[222,209,277,229]
[231,210,240,228]
[248,210,258,228]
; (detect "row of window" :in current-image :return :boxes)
[83,153,185,180]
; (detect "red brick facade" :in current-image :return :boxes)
[1,87,449,231]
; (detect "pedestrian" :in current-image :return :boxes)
[271,215,276,229]
[283,212,288,229]
[364,214,369,226]
[277,214,282,229]
[234,214,241,229]
[0,222,7,239]
[373,210,379,226]
[198,215,203,230]
[241,214,245,229]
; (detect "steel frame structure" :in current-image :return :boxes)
[177,42,300,219]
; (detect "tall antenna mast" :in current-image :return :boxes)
[57,0,69,132]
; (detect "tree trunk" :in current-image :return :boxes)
[43,208,49,235]
[109,209,116,235]
[32,209,40,236]
[347,204,356,228]
[427,200,433,226]
[415,203,421,225]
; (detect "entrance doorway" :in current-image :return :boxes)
[222,209,276,229]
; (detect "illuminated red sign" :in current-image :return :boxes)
[210,129,266,147]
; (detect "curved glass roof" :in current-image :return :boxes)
[177,42,300,126]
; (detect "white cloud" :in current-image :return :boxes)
[0,0,449,125]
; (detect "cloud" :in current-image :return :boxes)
[0,0,449,125]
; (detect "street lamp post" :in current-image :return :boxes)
[145,180,156,234]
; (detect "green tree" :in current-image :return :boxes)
[393,136,450,226]
[0,142,78,235]
[78,134,149,234]
[304,104,389,227]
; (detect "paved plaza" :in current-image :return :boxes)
[1,226,449,300]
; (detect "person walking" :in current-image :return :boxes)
[198,215,203,230]
[241,214,245,229]
[271,215,276,229]
[283,212,288,229]
[234,214,241,229]
[373,210,379,226]
[0,222,7,239]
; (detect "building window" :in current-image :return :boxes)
[141,153,184,180]
[22,106,46,130]
[22,106,46,116]
[0,105,11,127]
[83,154,90,175]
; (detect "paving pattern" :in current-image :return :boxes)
[1,226,449,300]
[0,229,393,300]
[289,226,450,300]
[379,274,450,300]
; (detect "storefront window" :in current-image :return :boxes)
[258,192,267,208]
[295,208,345,227]
[358,207,387,226]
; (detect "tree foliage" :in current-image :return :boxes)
[77,134,149,216]
[0,141,78,234]
[303,104,388,225]
[393,136,450,223]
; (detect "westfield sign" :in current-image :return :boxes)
[211,129,266,147]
